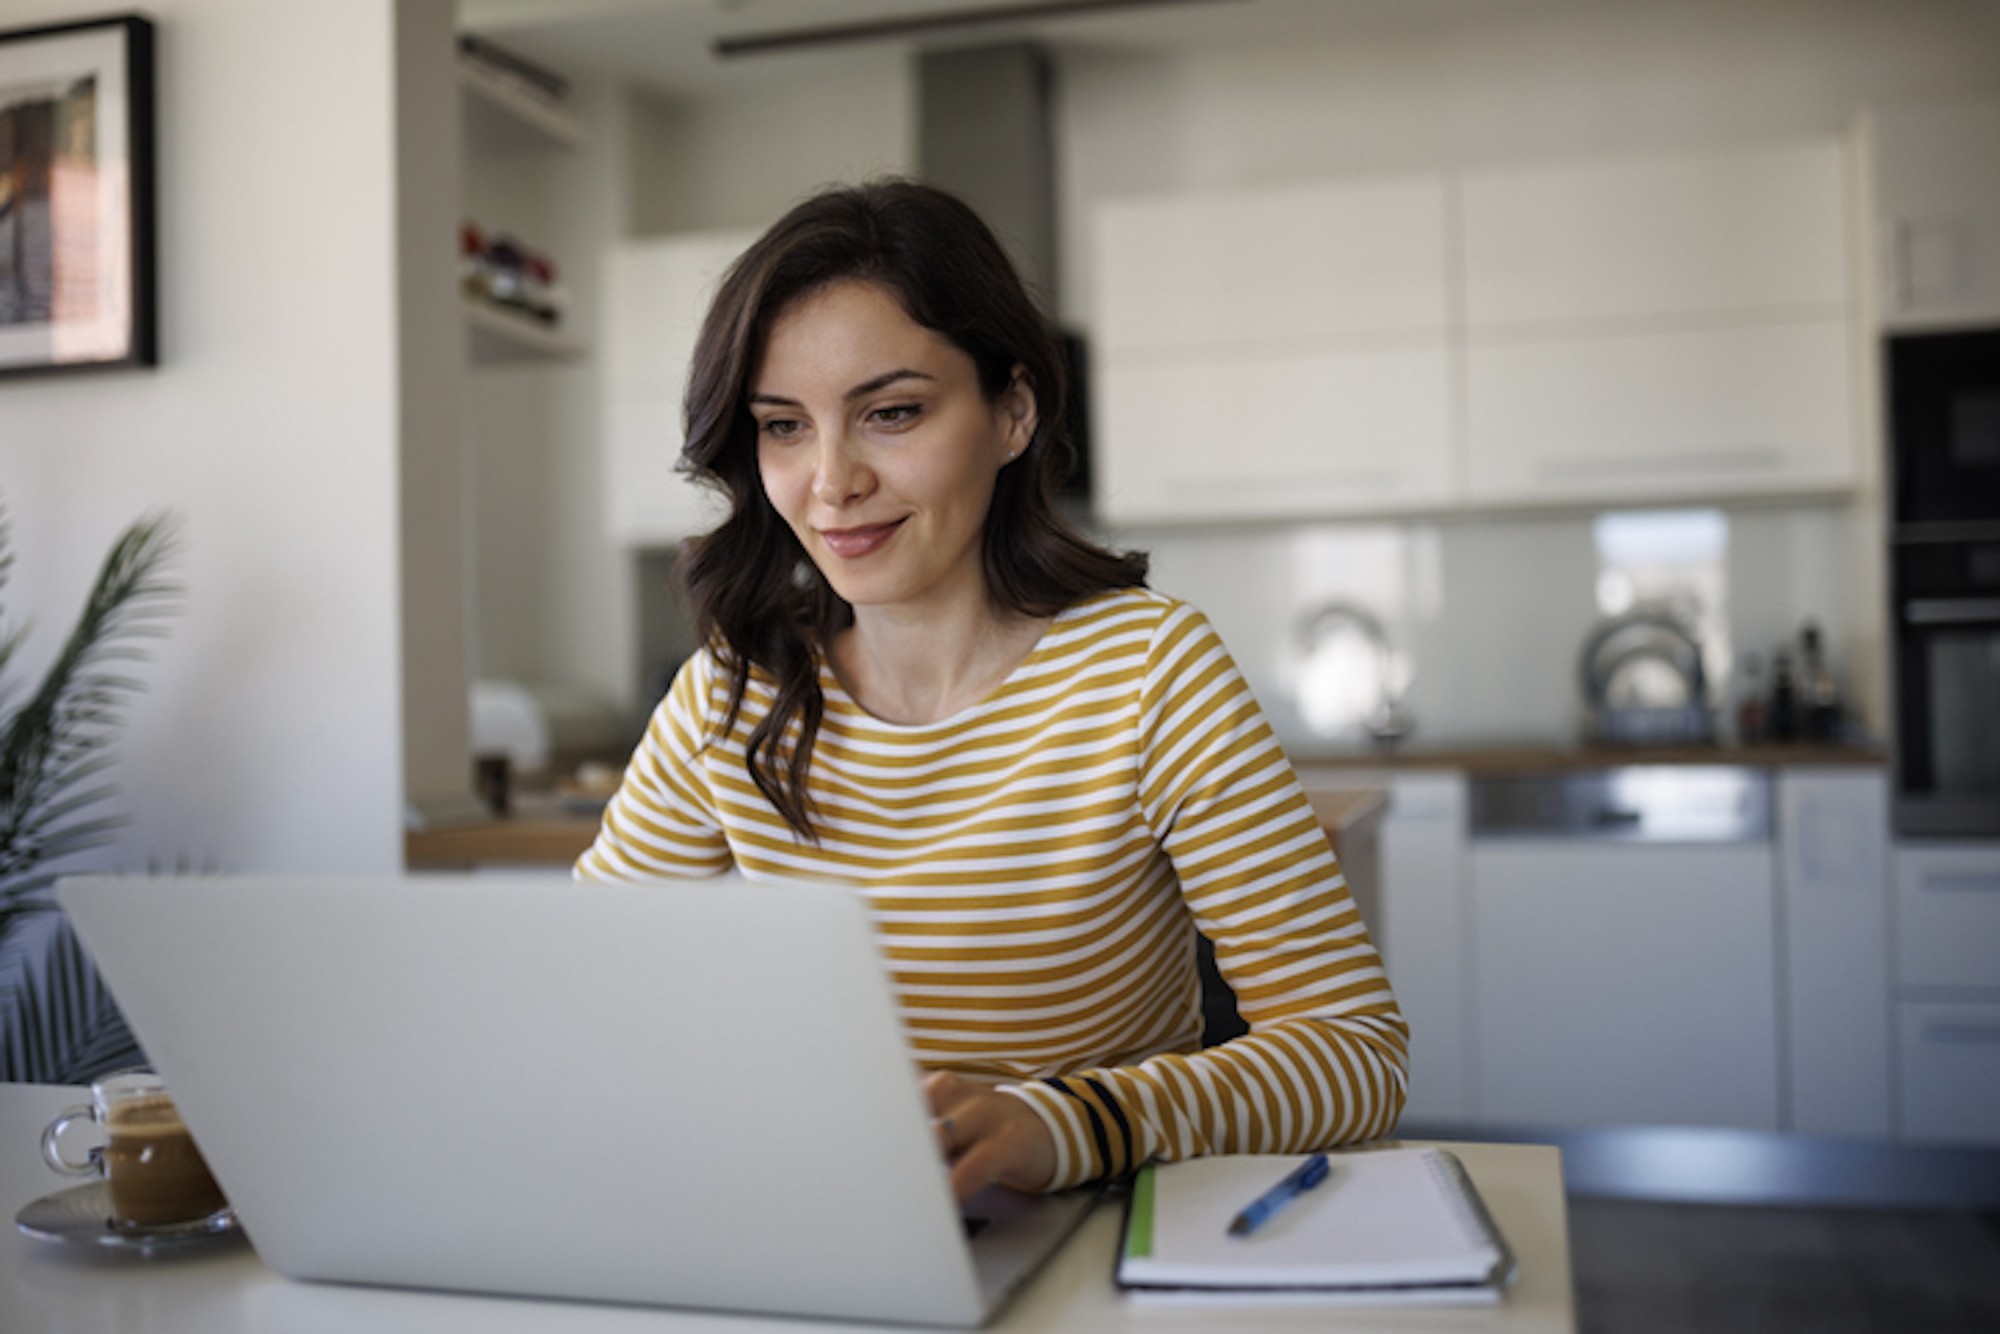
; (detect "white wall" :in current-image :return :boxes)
[0,0,457,873]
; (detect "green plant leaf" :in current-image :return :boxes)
[0,506,180,926]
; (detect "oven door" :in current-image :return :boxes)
[1889,328,2000,528]
[1893,541,2000,837]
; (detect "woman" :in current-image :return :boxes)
[578,179,1407,1203]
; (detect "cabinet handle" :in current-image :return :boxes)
[1921,1021,2000,1046]
[1892,219,1914,312]
[1536,448,1784,481]
[1903,598,2000,626]
[1919,872,2000,895]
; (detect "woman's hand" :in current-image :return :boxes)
[923,1069,1057,1204]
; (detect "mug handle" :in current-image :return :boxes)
[40,1106,101,1176]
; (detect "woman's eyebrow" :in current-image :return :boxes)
[748,368,935,409]
[844,368,933,400]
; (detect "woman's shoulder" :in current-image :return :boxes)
[655,641,765,717]
[1054,586,1218,642]
[1028,588,1227,680]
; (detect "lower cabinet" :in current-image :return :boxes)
[1893,843,2000,1146]
[1298,769,1472,1124]
[1374,773,1472,1124]
[1329,764,1996,1144]
[1469,841,1782,1130]
[1898,1000,2000,1145]
[1779,770,1892,1138]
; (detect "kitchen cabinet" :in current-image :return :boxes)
[1458,143,1849,327]
[1088,139,1862,524]
[1892,841,2000,1145]
[1898,1000,2000,1146]
[1895,843,2000,991]
[1463,319,1854,505]
[1458,140,1859,506]
[1778,769,1891,1138]
[601,230,756,545]
[1095,176,1453,353]
[1375,773,1472,1123]
[1470,839,1781,1130]
[1095,348,1454,523]
[1298,769,1471,1124]
[1864,99,2000,332]
[1091,175,1457,523]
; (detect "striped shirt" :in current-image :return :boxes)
[576,588,1408,1188]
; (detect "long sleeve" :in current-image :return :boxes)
[575,653,733,882]
[1002,605,1409,1188]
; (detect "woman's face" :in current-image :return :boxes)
[749,279,1034,620]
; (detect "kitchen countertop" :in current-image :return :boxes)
[1292,740,1885,774]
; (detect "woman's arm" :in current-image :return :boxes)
[1000,604,1409,1188]
[574,653,733,882]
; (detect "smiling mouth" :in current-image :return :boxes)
[817,519,904,558]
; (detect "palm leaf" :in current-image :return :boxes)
[0,508,179,921]
[0,502,178,1085]
[0,910,143,1084]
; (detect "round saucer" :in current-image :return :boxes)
[15,1181,239,1252]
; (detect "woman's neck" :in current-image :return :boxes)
[832,599,1049,726]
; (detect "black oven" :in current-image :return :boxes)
[1887,328,2000,838]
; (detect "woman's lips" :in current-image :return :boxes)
[817,519,903,558]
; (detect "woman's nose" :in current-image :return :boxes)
[811,433,872,506]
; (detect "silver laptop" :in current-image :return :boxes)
[57,873,1100,1327]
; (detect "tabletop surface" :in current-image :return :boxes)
[1,1082,1575,1333]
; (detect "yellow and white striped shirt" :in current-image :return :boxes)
[576,588,1408,1188]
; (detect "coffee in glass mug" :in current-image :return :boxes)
[41,1069,229,1228]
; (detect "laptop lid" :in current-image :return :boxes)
[58,873,1091,1327]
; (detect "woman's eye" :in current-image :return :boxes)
[870,403,922,428]
[757,417,802,441]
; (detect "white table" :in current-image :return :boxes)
[1,1083,1575,1332]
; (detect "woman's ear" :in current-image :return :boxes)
[998,365,1038,462]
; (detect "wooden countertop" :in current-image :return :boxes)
[407,813,599,869]
[1304,786,1389,833]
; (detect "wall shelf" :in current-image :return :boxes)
[464,297,583,363]
[457,54,586,154]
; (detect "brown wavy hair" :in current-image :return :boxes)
[677,179,1148,841]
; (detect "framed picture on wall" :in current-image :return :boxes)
[0,14,155,378]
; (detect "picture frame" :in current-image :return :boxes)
[0,13,155,378]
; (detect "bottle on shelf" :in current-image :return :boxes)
[1797,621,1842,743]
[1735,651,1766,746]
[1767,647,1798,743]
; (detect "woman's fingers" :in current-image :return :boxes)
[922,1070,1057,1203]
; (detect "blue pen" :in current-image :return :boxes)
[1226,1153,1333,1237]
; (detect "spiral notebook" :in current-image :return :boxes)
[1116,1146,1516,1305]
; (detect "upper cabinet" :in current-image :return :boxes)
[1459,145,1849,326]
[1092,175,1457,524]
[602,231,757,545]
[1088,139,1863,524]
[1458,141,1858,507]
[1863,99,2000,333]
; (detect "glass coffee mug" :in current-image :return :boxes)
[41,1069,230,1229]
